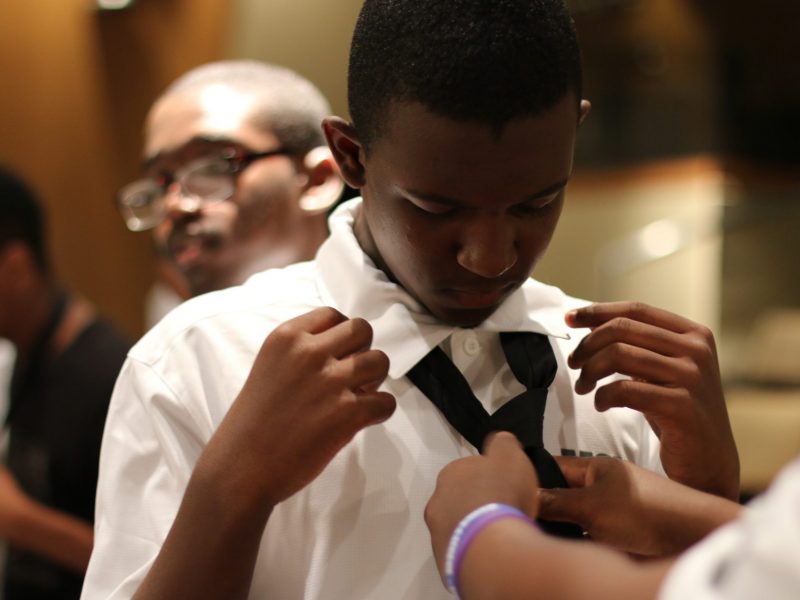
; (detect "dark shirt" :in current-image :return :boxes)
[5,317,129,600]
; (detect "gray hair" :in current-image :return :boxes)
[163,60,331,154]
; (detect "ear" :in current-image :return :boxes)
[0,241,38,291]
[322,117,366,189]
[297,146,345,214]
[578,99,591,126]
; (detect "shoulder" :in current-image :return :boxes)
[130,262,323,368]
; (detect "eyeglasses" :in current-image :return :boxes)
[117,147,290,232]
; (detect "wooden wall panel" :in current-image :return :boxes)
[0,0,232,339]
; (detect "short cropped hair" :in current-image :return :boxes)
[0,166,47,271]
[348,0,582,151]
[162,60,331,155]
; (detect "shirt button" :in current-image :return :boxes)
[463,336,481,356]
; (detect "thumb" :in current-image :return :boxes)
[483,430,524,456]
[537,486,591,527]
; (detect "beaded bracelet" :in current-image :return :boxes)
[444,503,532,598]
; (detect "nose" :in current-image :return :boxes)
[162,183,202,220]
[456,215,518,278]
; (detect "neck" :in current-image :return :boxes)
[10,284,60,359]
[353,204,394,281]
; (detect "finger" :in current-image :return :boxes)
[568,317,689,369]
[284,306,349,334]
[315,317,374,358]
[335,349,390,390]
[573,344,689,394]
[348,390,397,428]
[483,432,539,487]
[553,455,593,488]
[537,487,590,525]
[566,302,699,335]
[593,379,691,420]
[482,430,524,457]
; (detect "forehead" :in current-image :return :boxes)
[144,85,277,163]
[368,97,579,203]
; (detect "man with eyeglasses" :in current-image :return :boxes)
[118,60,343,305]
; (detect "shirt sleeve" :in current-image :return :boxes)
[658,458,800,600]
[81,357,207,599]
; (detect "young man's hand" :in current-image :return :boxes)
[135,308,395,599]
[425,432,539,577]
[538,456,742,556]
[566,302,739,500]
[205,307,396,509]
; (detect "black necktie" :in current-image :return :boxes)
[408,331,583,538]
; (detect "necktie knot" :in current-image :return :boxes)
[407,330,584,539]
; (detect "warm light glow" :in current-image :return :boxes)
[97,0,134,9]
[638,220,683,259]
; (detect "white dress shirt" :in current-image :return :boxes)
[659,457,800,600]
[83,198,660,600]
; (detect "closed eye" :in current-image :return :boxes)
[511,193,559,216]
[406,196,457,216]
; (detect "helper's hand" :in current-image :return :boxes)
[0,465,30,538]
[208,307,396,508]
[566,302,739,500]
[425,432,539,578]
[538,456,743,556]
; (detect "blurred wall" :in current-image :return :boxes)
[227,0,363,118]
[0,0,232,339]
[537,157,724,334]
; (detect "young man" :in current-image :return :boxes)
[0,167,130,598]
[425,430,796,599]
[83,1,738,598]
[117,60,344,306]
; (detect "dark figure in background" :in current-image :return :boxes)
[0,167,130,599]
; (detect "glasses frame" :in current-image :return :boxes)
[117,146,291,232]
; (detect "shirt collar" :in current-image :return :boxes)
[316,198,571,379]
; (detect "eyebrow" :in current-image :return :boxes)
[142,135,238,170]
[402,177,571,208]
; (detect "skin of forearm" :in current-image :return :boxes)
[133,436,275,600]
[645,485,743,555]
[458,520,674,600]
[9,498,93,573]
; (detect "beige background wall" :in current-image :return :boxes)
[537,158,724,335]
[227,0,363,118]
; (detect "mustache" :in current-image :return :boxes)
[166,224,223,253]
